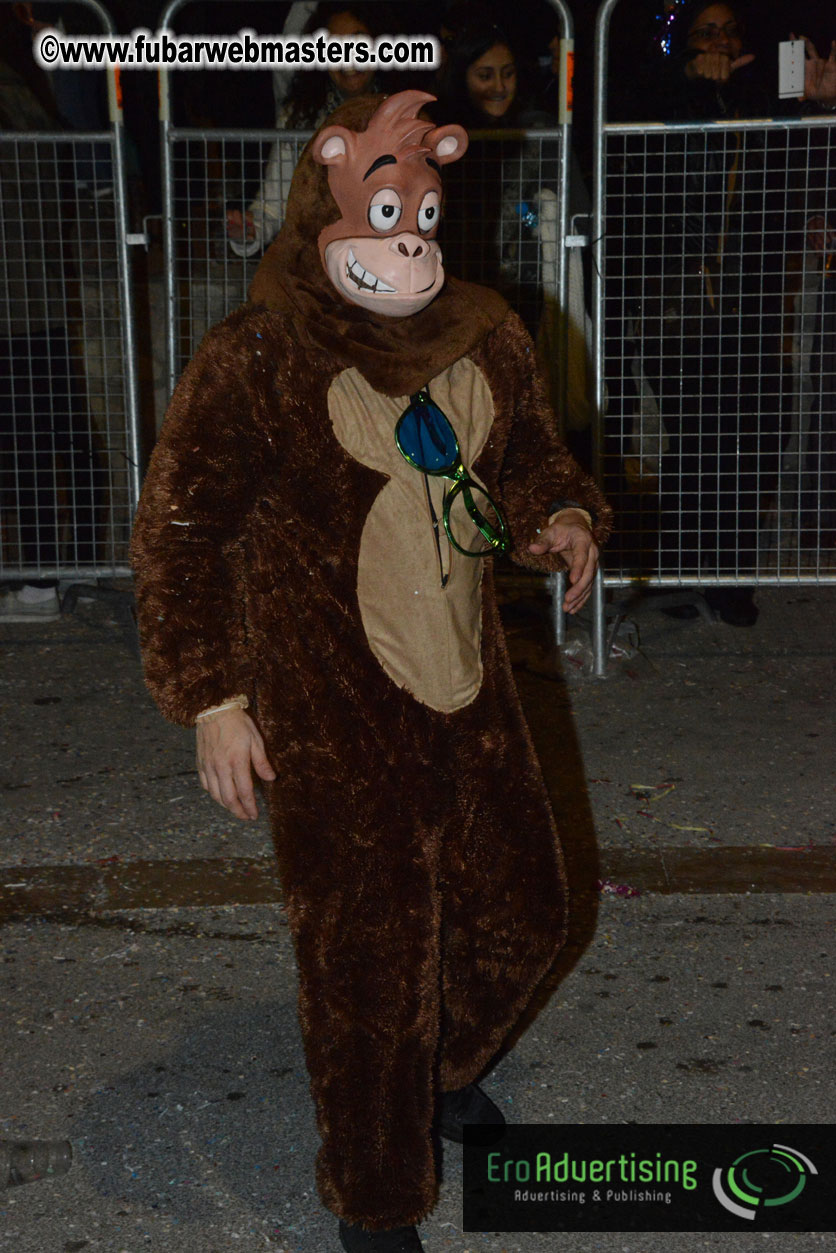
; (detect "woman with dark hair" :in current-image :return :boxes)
[227,3,385,254]
[277,1,383,128]
[435,20,594,439]
[434,22,559,338]
[655,1,762,118]
[660,1,834,112]
[436,20,550,130]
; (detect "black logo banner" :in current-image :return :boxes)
[462,1124,836,1231]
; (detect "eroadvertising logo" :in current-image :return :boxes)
[712,1143,817,1220]
[462,1125,835,1232]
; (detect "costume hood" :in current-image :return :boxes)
[248,92,509,397]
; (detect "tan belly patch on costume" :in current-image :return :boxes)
[327,359,496,713]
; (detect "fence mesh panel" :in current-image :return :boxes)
[167,128,566,375]
[0,132,134,579]
[600,117,835,585]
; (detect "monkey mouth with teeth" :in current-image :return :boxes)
[323,235,445,317]
[346,249,397,294]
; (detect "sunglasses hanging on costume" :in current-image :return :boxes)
[396,387,510,576]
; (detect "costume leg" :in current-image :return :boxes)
[437,602,568,1090]
[266,693,449,1231]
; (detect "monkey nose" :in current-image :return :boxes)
[391,234,428,259]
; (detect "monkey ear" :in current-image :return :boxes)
[312,126,354,166]
[425,124,468,165]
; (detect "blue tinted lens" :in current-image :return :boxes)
[397,397,459,472]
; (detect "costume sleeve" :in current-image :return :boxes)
[130,312,272,726]
[490,312,612,573]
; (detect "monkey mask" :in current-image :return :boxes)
[247,91,508,396]
[311,91,467,317]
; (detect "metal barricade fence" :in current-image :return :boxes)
[592,0,835,604]
[160,122,580,648]
[160,0,576,402]
[162,127,571,395]
[159,0,580,646]
[0,0,141,583]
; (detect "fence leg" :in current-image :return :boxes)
[592,566,607,677]
[549,570,567,647]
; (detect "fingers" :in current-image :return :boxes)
[567,539,587,585]
[231,752,258,821]
[564,579,593,615]
[527,522,599,614]
[195,714,273,821]
[527,528,562,555]
[199,757,232,815]
[202,751,249,820]
[204,746,254,821]
[563,542,599,614]
[528,522,591,563]
[688,52,725,81]
[690,51,754,81]
[251,734,277,783]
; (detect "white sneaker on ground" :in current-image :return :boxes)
[0,585,61,622]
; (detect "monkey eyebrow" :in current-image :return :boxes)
[363,154,397,180]
[426,158,441,174]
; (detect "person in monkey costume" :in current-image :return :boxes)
[131,90,611,1253]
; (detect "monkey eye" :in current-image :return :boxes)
[417,190,441,235]
[368,188,403,232]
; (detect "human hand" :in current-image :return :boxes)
[792,34,836,103]
[196,708,276,820]
[226,208,255,242]
[528,510,599,614]
[684,50,755,82]
[806,215,835,253]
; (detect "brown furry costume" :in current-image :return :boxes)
[131,93,611,1230]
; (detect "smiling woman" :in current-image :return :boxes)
[432,21,560,338]
[682,2,752,83]
[464,41,517,120]
[437,22,523,128]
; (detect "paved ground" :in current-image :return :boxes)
[1,580,834,1252]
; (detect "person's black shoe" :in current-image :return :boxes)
[436,1082,506,1144]
[338,1220,423,1252]
[704,587,758,627]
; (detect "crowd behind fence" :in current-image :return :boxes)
[593,0,835,609]
[164,128,571,392]
[0,0,140,585]
[1,0,834,643]
[599,115,835,587]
